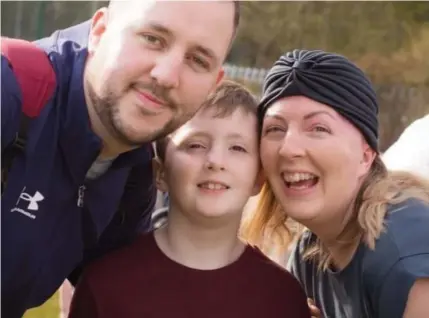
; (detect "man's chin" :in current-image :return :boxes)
[111,114,178,145]
[114,128,166,147]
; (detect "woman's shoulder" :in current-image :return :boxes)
[359,198,429,317]
[384,198,429,243]
[361,198,429,275]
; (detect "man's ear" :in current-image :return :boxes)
[251,169,265,196]
[207,69,225,94]
[88,8,109,55]
[216,68,225,84]
[152,158,168,192]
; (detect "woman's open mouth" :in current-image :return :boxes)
[282,172,319,192]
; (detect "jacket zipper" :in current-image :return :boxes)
[77,185,86,207]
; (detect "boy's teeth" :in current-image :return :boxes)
[283,172,316,183]
[200,182,227,190]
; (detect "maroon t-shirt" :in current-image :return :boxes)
[68,233,310,318]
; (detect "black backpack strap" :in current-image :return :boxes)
[1,114,30,194]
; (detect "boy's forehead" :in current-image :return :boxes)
[170,108,257,142]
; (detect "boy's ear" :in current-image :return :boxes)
[152,158,168,192]
[251,169,265,196]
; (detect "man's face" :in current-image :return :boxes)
[86,0,234,146]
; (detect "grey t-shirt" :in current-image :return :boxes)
[85,157,115,180]
[287,199,429,318]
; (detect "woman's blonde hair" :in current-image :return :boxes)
[240,156,429,270]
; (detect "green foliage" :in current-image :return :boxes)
[228,1,429,86]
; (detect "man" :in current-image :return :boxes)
[68,81,311,318]
[1,1,239,317]
[383,114,429,179]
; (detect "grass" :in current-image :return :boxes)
[23,292,60,318]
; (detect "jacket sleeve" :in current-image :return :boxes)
[1,55,22,152]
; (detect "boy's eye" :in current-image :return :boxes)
[231,145,247,152]
[188,143,205,149]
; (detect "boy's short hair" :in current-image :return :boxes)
[155,80,258,161]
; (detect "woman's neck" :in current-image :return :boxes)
[306,202,362,270]
[154,205,246,270]
[324,234,361,270]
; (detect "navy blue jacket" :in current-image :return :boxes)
[1,21,156,318]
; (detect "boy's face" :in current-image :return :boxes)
[156,106,261,222]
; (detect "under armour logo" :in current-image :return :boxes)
[19,190,44,210]
[11,187,45,219]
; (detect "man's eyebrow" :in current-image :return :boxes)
[147,22,173,36]
[147,22,218,64]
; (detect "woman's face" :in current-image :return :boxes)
[259,96,375,226]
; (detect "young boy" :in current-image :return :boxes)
[68,81,311,318]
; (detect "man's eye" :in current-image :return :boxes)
[141,34,163,47]
[188,55,210,70]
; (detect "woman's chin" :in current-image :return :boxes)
[281,200,322,222]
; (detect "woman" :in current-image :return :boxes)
[242,49,429,318]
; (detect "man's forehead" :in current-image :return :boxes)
[114,0,234,57]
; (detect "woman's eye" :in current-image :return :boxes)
[264,126,285,135]
[311,125,331,133]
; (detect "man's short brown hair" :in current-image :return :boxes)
[155,80,257,161]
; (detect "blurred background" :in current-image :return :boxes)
[1,1,428,317]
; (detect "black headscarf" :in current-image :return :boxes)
[259,49,379,151]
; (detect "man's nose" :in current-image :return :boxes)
[150,51,182,89]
